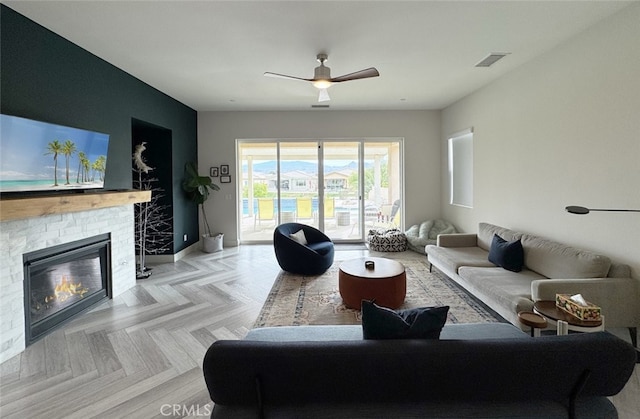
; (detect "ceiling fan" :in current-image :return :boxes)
[264,53,379,102]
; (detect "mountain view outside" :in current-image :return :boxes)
[238,140,402,242]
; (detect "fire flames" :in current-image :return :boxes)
[44,276,89,303]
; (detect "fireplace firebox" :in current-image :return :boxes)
[23,234,112,345]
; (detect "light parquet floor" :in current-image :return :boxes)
[1,245,638,418]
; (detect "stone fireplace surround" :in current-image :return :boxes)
[0,191,149,363]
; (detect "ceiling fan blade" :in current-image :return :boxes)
[264,72,312,82]
[318,88,331,102]
[330,67,379,83]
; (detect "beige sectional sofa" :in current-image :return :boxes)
[426,222,639,345]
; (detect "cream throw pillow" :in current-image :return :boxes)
[290,229,308,245]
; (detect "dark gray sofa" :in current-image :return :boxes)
[202,323,636,418]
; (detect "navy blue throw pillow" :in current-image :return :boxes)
[361,300,449,340]
[488,234,524,272]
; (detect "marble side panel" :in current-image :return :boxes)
[0,205,137,363]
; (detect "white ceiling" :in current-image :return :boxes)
[4,1,633,111]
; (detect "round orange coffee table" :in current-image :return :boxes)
[338,257,406,309]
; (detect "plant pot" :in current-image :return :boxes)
[203,233,223,253]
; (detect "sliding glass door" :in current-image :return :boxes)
[279,142,319,228]
[364,141,402,230]
[322,142,361,239]
[238,139,402,243]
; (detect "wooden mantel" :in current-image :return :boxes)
[0,190,151,222]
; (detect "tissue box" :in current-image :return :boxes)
[555,294,601,321]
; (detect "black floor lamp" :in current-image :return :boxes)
[565,206,640,214]
[566,204,640,359]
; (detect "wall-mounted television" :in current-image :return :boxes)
[0,114,110,194]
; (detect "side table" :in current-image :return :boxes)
[518,311,547,337]
[533,301,604,335]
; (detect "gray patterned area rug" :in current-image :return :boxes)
[254,253,504,328]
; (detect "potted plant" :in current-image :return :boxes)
[182,161,223,252]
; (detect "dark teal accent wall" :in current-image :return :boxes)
[0,5,199,254]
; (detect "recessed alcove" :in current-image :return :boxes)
[131,118,174,256]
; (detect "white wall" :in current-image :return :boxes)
[198,110,440,246]
[441,3,640,277]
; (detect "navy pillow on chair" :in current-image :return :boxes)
[488,234,524,272]
[361,300,449,340]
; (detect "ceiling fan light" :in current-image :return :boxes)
[312,79,332,89]
[318,88,330,102]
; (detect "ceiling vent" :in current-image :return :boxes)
[311,104,330,108]
[475,53,510,68]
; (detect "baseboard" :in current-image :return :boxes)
[142,242,200,264]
